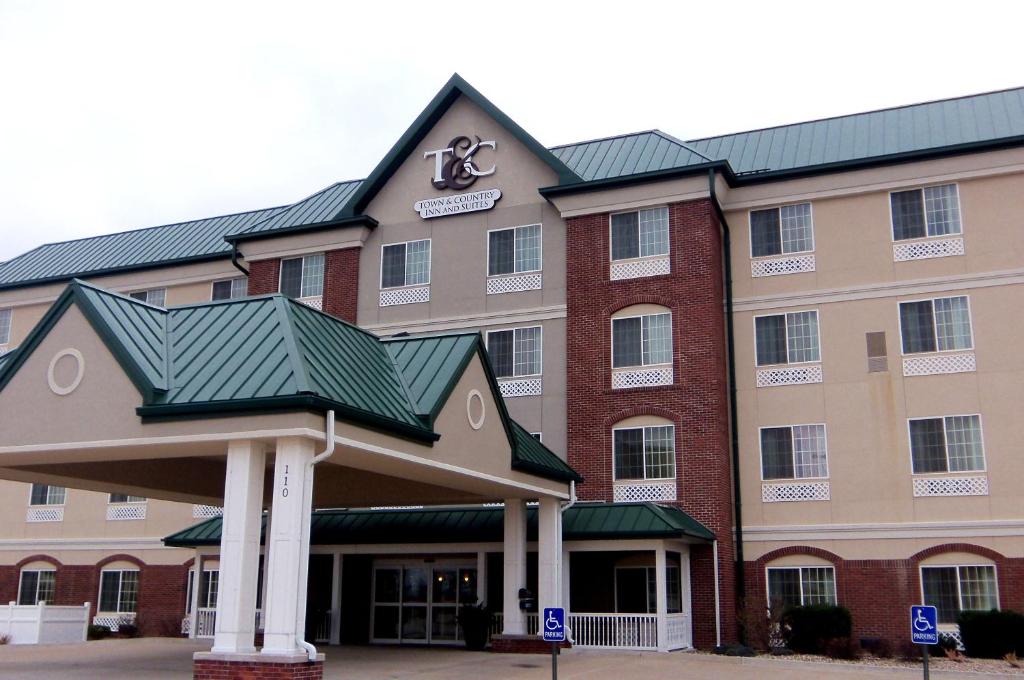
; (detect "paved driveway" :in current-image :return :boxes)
[0,638,1016,679]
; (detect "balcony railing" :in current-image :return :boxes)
[490,611,690,651]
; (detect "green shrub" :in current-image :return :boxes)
[781,605,853,654]
[958,609,1024,659]
[87,624,111,640]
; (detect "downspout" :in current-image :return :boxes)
[708,169,746,628]
[296,409,335,661]
[559,481,576,643]
[713,540,722,647]
[230,243,250,276]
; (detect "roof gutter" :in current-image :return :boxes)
[538,160,733,199]
[230,243,249,276]
[707,169,746,613]
[297,409,335,661]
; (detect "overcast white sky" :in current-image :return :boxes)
[1,0,1022,261]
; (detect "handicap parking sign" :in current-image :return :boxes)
[911,605,939,645]
[542,607,565,642]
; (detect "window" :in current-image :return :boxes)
[211,277,247,300]
[922,565,998,624]
[488,225,541,276]
[486,327,542,379]
[909,415,984,474]
[767,566,836,609]
[128,288,166,306]
[186,569,219,611]
[0,308,11,345]
[760,425,828,480]
[530,432,543,441]
[280,253,324,298]
[612,313,672,368]
[610,207,669,261]
[109,493,146,503]
[29,484,66,506]
[613,425,675,481]
[381,240,431,289]
[891,184,961,241]
[899,296,972,354]
[614,565,682,614]
[18,569,56,605]
[750,204,813,257]
[98,570,139,613]
[755,311,820,366]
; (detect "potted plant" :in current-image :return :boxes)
[458,602,494,651]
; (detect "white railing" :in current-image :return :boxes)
[893,237,964,262]
[569,613,658,650]
[610,256,671,281]
[106,502,146,521]
[490,612,539,637]
[611,366,673,389]
[26,506,64,522]
[93,612,135,633]
[613,480,677,503]
[379,286,430,307]
[2,601,90,644]
[487,273,542,295]
[314,609,332,643]
[762,481,830,503]
[498,377,542,398]
[756,364,823,387]
[913,476,989,497]
[902,352,976,377]
[666,612,691,650]
[192,505,223,519]
[751,254,816,277]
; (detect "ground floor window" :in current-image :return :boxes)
[766,566,836,609]
[372,562,477,644]
[614,565,681,614]
[186,569,219,611]
[921,565,998,624]
[99,569,139,613]
[18,569,56,605]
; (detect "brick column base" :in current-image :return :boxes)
[194,653,323,680]
[490,634,571,654]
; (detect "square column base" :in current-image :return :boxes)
[490,634,572,654]
[194,651,324,680]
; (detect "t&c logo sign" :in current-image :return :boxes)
[423,135,496,190]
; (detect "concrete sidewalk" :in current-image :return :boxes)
[0,639,1018,679]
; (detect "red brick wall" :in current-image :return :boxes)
[194,659,323,680]
[565,198,736,648]
[247,259,281,296]
[745,543,1024,646]
[322,247,360,323]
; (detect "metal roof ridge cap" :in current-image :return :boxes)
[651,130,716,162]
[273,296,313,395]
[547,129,663,151]
[71,278,170,313]
[227,179,366,235]
[380,333,425,418]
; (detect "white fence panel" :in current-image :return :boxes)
[1,602,89,644]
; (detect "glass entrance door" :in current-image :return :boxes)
[372,561,477,645]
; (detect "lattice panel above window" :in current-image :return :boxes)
[756,364,823,387]
[26,506,64,522]
[486,273,542,295]
[893,237,965,262]
[107,503,147,521]
[751,254,816,277]
[379,286,430,307]
[498,378,542,398]
[298,295,323,311]
[192,505,223,519]
[611,366,673,389]
[610,256,671,281]
[613,480,677,502]
[912,476,988,497]
[902,352,976,377]
[762,481,830,502]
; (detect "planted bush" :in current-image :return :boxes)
[781,605,852,654]
[958,609,1024,658]
[87,624,111,640]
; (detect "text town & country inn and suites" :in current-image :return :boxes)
[0,75,1022,678]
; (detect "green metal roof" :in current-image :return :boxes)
[0,206,283,290]
[162,502,715,548]
[224,180,365,241]
[550,130,713,182]
[0,280,579,482]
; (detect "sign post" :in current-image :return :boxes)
[911,605,938,680]
[542,607,566,680]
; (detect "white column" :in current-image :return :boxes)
[680,548,692,649]
[476,551,487,606]
[211,440,266,654]
[329,553,342,645]
[261,436,315,656]
[502,499,527,635]
[655,546,668,652]
[188,553,203,639]
[258,507,272,630]
[536,498,562,616]
[561,549,571,611]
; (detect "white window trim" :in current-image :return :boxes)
[889,183,964,243]
[757,423,830,481]
[0,307,12,346]
[612,565,681,614]
[18,568,56,605]
[906,414,987,476]
[98,568,140,614]
[610,311,674,370]
[279,252,325,298]
[611,423,677,483]
[210,277,247,301]
[608,206,670,263]
[486,224,543,277]
[485,325,543,379]
[765,565,837,608]
[27,484,65,507]
[918,563,999,621]
[752,309,823,367]
[748,202,816,259]
[127,288,167,306]
[897,295,975,356]
[530,432,543,442]
[379,238,432,290]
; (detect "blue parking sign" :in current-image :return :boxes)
[542,607,565,642]
[911,605,939,645]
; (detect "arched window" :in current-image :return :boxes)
[18,561,57,605]
[612,416,676,484]
[765,555,836,611]
[920,552,998,625]
[610,305,673,389]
